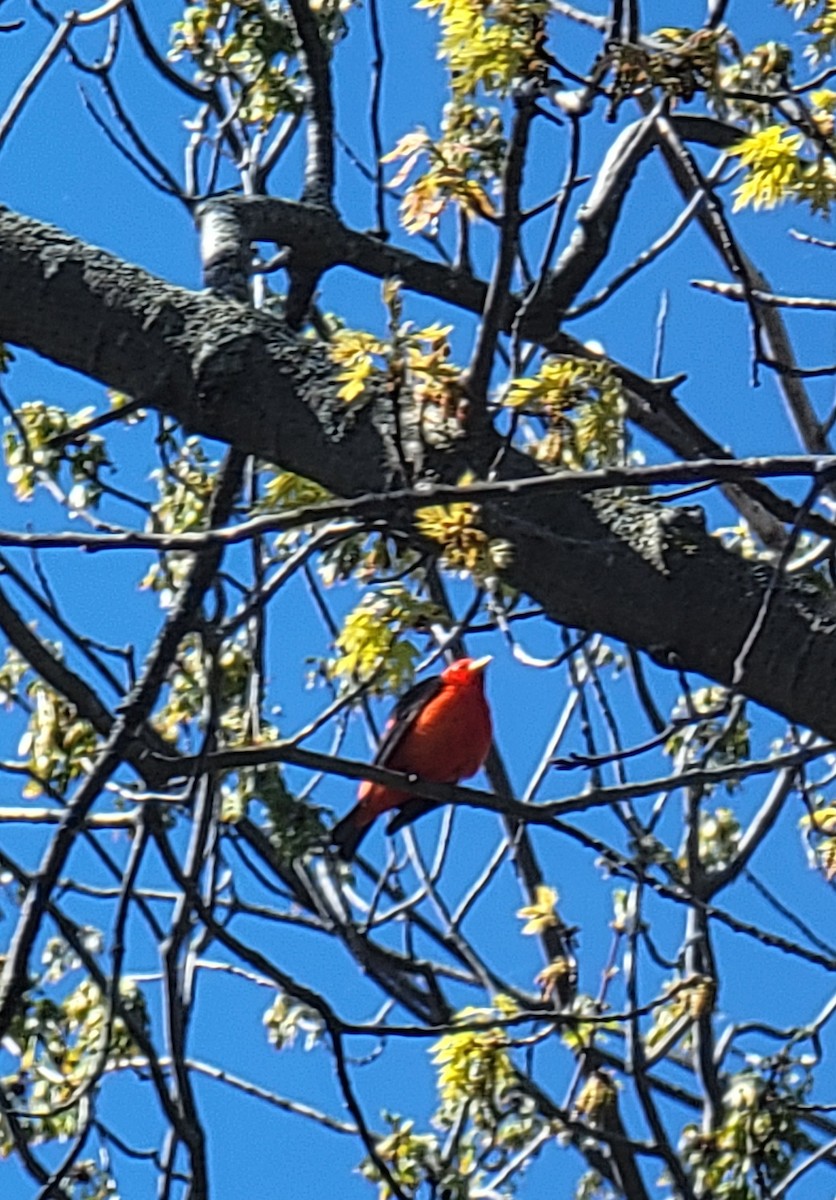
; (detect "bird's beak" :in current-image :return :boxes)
[468,655,493,673]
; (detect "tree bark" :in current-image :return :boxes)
[2,205,835,737]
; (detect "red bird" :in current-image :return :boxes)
[332,656,493,861]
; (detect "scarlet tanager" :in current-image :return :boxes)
[331,656,493,861]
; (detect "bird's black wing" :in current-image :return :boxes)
[332,676,445,860]
[372,674,443,767]
[384,797,438,835]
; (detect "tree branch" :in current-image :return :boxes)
[5,207,836,739]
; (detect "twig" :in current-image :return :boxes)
[0,14,77,155]
[692,278,836,312]
[6,453,836,554]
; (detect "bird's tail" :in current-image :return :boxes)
[331,808,369,862]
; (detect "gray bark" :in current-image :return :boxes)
[2,205,835,737]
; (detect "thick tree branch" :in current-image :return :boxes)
[651,110,833,456]
[4,207,836,739]
[287,0,336,207]
[467,95,534,409]
[530,112,740,332]
[227,195,808,540]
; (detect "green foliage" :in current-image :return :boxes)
[716,41,793,129]
[4,1,836,1197]
[3,400,110,508]
[147,434,214,532]
[2,970,147,1157]
[141,436,217,604]
[645,975,716,1056]
[697,806,742,872]
[558,995,616,1055]
[258,468,330,516]
[329,585,445,694]
[360,1116,450,1200]
[151,628,325,846]
[680,1066,814,1199]
[328,308,459,412]
[361,1012,547,1199]
[258,764,328,859]
[725,1,836,216]
[154,631,264,747]
[364,996,546,1198]
[416,485,513,581]
[432,997,519,1126]
[262,992,324,1050]
[0,644,28,709]
[417,0,549,99]
[255,466,416,595]
[573,1069,618,1124]
[152,633,215,743]
[17,675,99,799]
[170,1,352,127]
[666,687,751,788]
[730,124,836,214]
[383,102,503,235]
[385,0,606,243]
[329,328,391,404]
[610,26,730,109]
[777,0,836,61]
[799,794,836,879]
[516,883,560,935]
[503,356,626,468]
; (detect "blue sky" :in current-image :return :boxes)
[3,2,836,1198]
